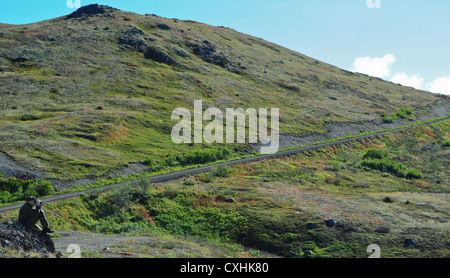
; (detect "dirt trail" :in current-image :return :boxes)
[52,230,280,258]
[53,231,159,258]
[278,102,450,150]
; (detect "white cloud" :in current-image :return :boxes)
[351,53,450,96]
[429,76,450,95]
[390,72,424,90]
[351,53,396,78]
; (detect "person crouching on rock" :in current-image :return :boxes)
[18,196,54,235]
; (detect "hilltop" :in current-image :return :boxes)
[0,4,448,187]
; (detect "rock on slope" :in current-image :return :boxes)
[0,221,58,257]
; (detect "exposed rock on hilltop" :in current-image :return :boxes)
[66,4,112,19]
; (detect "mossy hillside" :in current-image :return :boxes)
[1,5,448,182]
[0,195,262,258]
[222,122,449,257]
[2,121,447,258]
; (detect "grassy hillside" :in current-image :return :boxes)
[0,5,448,185]
[2,120,448,258]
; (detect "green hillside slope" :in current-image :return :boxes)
[0,4,448,185]
[1,120,448,258]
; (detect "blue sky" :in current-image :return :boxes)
[1,0,449,94]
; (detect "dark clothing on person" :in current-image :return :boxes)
[18,202,49,231]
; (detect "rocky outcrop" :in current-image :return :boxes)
[66,4,109,19]
[118,26,153,53]
[144,46,173,65]
[189,40,230,68]
[0,221,58,257]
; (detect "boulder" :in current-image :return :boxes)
[224,197,235,203]
[144,46,173,65]
[324,219,336,227]
[404,238,417,247]
[156,23,171,30]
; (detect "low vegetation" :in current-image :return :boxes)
[381,107,415,123]
[2,121,447,258]
[163,147,233,167]
[359,148,423,179]
[0,177,54,203]
[0,5,447,184]
[0,5,448,258]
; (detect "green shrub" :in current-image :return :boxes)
[394,108,414,119]
[277,232,301,243]
[0,178,54,204]
[442,140,450,147]
[142,158,157,171]
[381,115,395,124]
[197,172,215,183]
[79,189,152,235]
[363,149,388,160]
[360,158,405,176]
[152,200,244,241]
[406,168,423,179]
[179,147,233,166]
[211,166,233,177]
[359,158,422,179]
[183,180,195,186]
[0,191,12,203]
[109,184,133,207]
[0,178,22,193]
[29,179,54,196]
[163,154,179,167]
[381,108,414,123]
[82,194,116,219]
[330,161,342,171]
[155,147,234,168]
